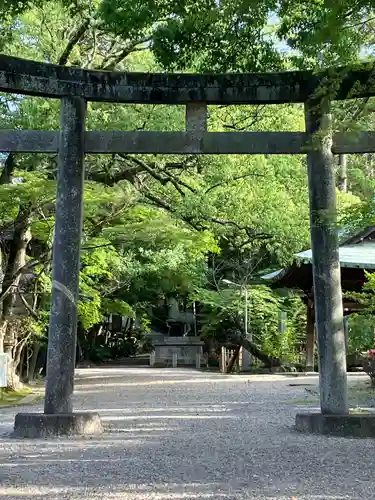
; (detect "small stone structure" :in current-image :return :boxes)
[150,337,204,368]
[13,412,103,439]
[295,412,375,438]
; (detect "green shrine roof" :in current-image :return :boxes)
[296,243,375,269]
[262,226,375,283]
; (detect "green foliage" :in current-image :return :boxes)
[344,272,375,353]
[194,285,305,361]
[78,240,132,328]
[87,324,150,362]
[2,0,374,367]
[19,315,48,340]
[347,314,375,353]
[340,197,375,236]
[99,0,282,72]
[0,170,55,227]
[2,0,375,73]
[278,0,375,67]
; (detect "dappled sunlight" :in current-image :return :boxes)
[101,414,237,422]
[96,402,240,424]
[0,486,230,499]
[73,374,296,392]
[75,368,217,379]
[0,368,373,499]
[0,457,134,467]
[0,483,365,499]
[107,428,180,434]
[6,434,160,451]
[74,378,238,390]
[75,373,143,382]
[90,405,234,414]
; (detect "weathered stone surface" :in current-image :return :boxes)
[0,130,58,152]
[0,130,308,154]
[13,412,103,438]
[295,412,375,437]
[305,98,348,414]
[1,129,375,155]
[186,103,207,131]
[333,131,375,153]
[43,96,86,415]
[1,54,375,103]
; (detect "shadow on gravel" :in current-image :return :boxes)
[0,487,360,500]
[0,369,373,499]
[0,401,372,500]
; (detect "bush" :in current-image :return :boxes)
[90,345,112,363]
[363,349,375,386]
[207,353,220,368]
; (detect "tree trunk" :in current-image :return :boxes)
[1,205,32,390]
[228,326,282,368]
[306,297,315,371]
[5,348,23,390]
[6,361,22,390]
[84,323,102,360]
[226,345,241,373]
[337,154,348,193]
[19,342,26,380]
[0,237,5,354]
[0,321,6,356]
[4,321,26,390]
[27,341,41,382]
[240,337,281,368]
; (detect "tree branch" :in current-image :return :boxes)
[0,153,16,184]
[141,187,203,231]
[88,157,194,187]
[88,166,141,186]
[0,252,49,304]
[17,287,39,319]
[58,19,90,66]
[205,173,264,194]
[90,154,269,243]
[81,243,114,251]
[100,35,152,70]
[163,170,197,194]
[118,154,193,197]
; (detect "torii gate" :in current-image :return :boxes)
[1,56,375,437]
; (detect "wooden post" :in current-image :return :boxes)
[195,352,201,369]
[220,346,226,373]
[150,351,156,367]
[172,350,178,368]
[306,298,315,372]
[226,346,241,373]
[338,154,348,193]
[343,316,349,355]
[305,97,348,415]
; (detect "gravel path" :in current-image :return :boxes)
[0,368,373,499]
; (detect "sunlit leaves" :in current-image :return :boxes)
[278,0,375,68]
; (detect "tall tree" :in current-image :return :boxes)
[0,0,368,373]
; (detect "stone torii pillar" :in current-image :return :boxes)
[295,96,354,435]
[304,97,348,414]
[13,97,102,438]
